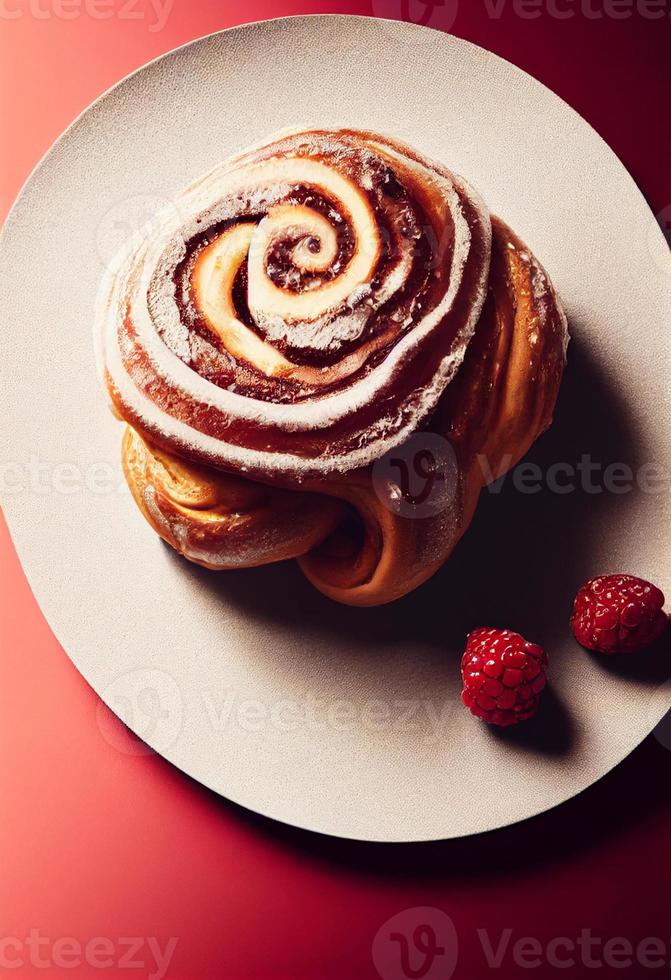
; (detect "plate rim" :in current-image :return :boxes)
[1,14,669,843]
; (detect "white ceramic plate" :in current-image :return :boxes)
[2,16,670,841]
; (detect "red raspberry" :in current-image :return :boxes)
[460,628,548,727]
[571,574,667,654]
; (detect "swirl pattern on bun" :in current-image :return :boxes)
[97,129,492,479]
[96,129,568,606]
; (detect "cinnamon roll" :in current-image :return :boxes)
[96,128,567,606]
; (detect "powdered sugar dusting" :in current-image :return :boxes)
[94,128,493,477]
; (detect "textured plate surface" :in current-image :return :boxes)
[1,16,670,841]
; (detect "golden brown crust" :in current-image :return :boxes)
[120,215,567,605]
[436,216,567,477]
[122,426,345,571]
[98,128,493,482]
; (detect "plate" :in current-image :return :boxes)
[2,15,670,841]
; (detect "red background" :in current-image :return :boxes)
[1,2,670,978]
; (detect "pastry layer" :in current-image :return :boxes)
[110,138,568,607]
[96,129,492,481]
